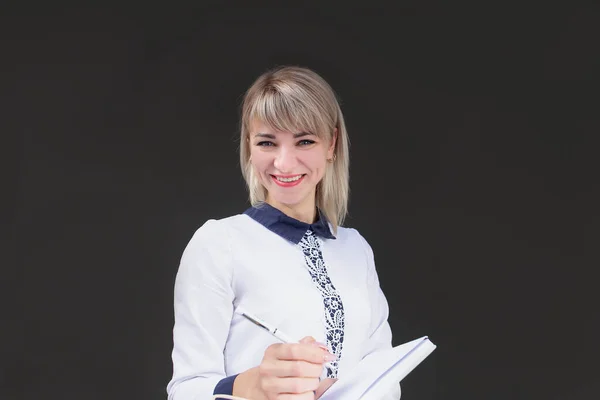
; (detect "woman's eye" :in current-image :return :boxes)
[298,139,315,146]
[256,141,275,147]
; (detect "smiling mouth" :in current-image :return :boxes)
[273,174,304,183]
[271,174,306,186]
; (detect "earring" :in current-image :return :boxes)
[327,153,337,163]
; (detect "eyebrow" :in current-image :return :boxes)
[254,131,315,139]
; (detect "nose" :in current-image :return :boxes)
[273,146,298,173]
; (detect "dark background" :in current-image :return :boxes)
[4,2,599,399]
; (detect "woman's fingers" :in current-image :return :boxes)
[267,342,336,364]
[299,336,329,351]
[277,393,315,400]
[314,378,338,399]
[260,359,324,378]
[258,341,337,399]
[299,336,316,344]
[260,376,320,395]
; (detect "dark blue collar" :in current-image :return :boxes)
[243,203,336,244]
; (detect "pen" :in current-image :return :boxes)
[237,306,335,369]
[238,306,297,343]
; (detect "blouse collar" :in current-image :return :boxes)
[243,202,336,244]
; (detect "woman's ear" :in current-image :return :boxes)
[328,128,338,158]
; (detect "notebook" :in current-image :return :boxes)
[214,336,435,400]
[319,336,436,399]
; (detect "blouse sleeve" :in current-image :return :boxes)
[354,229,402,399]
[166,219,235,400]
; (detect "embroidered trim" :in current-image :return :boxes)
[299,229,345,378]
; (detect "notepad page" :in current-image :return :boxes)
[319,336,436,400]
[358,339,436,399]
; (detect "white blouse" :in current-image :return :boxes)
[166,208,401,399]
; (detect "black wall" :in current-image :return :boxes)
[5,3,599,399]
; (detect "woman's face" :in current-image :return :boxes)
[249,119,336,217]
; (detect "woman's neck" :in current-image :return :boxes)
[266,198,317,224]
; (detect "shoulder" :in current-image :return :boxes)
[334,227,381,279]
[179,214,251,272]
[185,213,263,249]
[189,214,248,238]
[329,226,375,262]
[337,225,379,262]
[334,226,371,248]
[183,214,250,253]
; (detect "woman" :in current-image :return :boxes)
[166,66,401,399]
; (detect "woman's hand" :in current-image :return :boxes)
[314,378,337,399]
[233,336,336,399]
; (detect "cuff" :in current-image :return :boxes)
[213,374,240,396]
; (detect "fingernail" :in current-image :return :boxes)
[324,353,337,361]
[312,341,329,350]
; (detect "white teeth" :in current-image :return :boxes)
[276,175,302,182]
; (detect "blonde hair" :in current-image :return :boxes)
[239,66,350,232]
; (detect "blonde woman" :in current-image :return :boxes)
[167,66,401,400]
